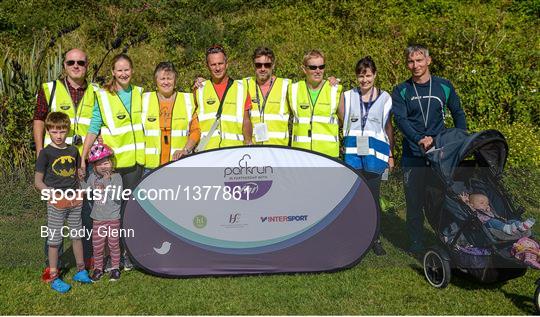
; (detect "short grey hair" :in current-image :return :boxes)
[154,61,177,79]
[405,44,429,59]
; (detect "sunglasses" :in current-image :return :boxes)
[255,62,273,69]
[65,60,86,67]
[306,64,325,70]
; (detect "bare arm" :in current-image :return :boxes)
[243,109,253,145]
[33,120,45,157]
[34,171,49,192]
[337,93,345,128]
[385,116,395,170]
[79,132,98,179]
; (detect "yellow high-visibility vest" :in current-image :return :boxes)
[95,86,145,168]
[141,91,195,168]
[196,79,246,150]
[245,77,290,146]
[43,80,99,154]
[289,81,342,157]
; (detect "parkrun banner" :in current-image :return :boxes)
[123,146,379,277]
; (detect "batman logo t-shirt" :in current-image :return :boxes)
[35,145,80,190]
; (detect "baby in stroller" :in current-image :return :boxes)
[459,191,535,235]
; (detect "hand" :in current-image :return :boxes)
[327,76,341,86]
[192,77,205,90]
[97,135,104,144]
[173,148,189,160]
[102,169,112,180]
[418,136,434,151]
[78,162,86,180]
[388,157,395,172]
[458,192,470,204]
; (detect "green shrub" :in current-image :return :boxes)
[484,123,540,168]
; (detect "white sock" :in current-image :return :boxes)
[502,224,513,235]
[520,218,535,231]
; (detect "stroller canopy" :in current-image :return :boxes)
[426,129,508,184]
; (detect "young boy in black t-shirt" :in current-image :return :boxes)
[35,112,92,293]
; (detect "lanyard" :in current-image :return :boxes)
[65,79,85,133]
[412,77,432,128]
[255,78,274,122]
[359,87,375,132]
[213,78,234,119]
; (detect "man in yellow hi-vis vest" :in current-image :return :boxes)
[194,44,253,151]
[289,50,343,158]
[33,48,98,157]
[244,47,290,146]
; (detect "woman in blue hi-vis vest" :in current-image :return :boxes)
[338,56,395,256]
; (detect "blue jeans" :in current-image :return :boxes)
[485,218,521,231]
[402,156,431,251]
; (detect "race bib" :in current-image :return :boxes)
[254,122,269,142]
[381,168,389,181]
[356,136,370,156]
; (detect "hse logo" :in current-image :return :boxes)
[260,215,308,223]
[229,213,241,224]
[224,154,273,200]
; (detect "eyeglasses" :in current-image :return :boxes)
[306,64,325,70]
[255,62,273,69]
[65,60,86,67]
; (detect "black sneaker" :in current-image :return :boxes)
[91,269,104,282]
[109,269,121,281]
[372,240,387,256]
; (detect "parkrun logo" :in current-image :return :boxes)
[223,154,274,200]
[223,154,273,178]
[260,215,308,223]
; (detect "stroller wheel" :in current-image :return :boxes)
[423,247,451,288]
[534,283,540,313]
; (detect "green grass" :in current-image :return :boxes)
[1,172,540,315]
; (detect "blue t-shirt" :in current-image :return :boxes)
[391,76,466,157]
[88,86,133,134]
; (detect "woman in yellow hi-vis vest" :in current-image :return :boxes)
[80,54,144,271]
[142,62,200,173]
[289,50,343,158]
[81,53,145,191]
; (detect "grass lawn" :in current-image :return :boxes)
[1,176,539,315]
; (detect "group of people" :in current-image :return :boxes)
[33,43,468,293]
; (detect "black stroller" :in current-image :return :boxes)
[419,128,540,310]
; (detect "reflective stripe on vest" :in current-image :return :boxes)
[96,86,145,168]
[343,88,392,173]
[196,79,245,150]
[43,80,98,154]
[245,77,290,146]
[141,91,194,168]
[289,81,341,157]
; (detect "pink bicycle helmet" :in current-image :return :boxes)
[88,143,114,163]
